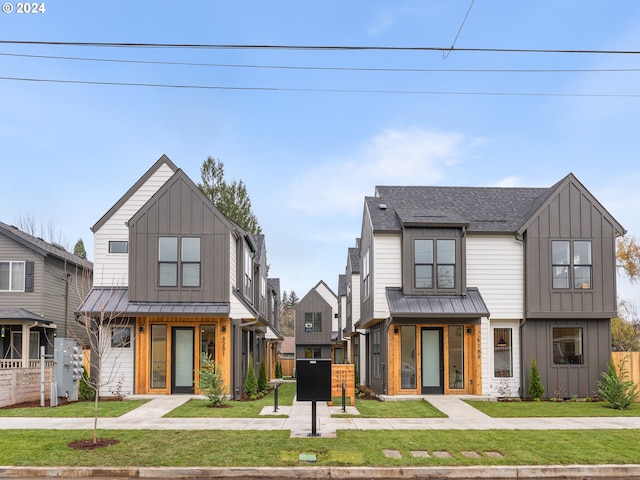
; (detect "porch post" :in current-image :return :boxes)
[21,324,29,368]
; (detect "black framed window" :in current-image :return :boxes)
[552,240,592,290]
[414,239,456,290]
[493,328,512,377]
[181,237,201,287]
[108,241,129,254]
[111,326,131,348]
[552,327,583,365]
[158,236,201,288]
[304,312,322,332]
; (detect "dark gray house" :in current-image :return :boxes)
[78,155,281,397]
[0,221,92,368]
[354,173,624,398]
[295,280,338,361]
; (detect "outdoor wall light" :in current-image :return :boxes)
[139,325,144,333]
[0,326,5,338]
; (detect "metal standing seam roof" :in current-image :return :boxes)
[386,287,490,318]
[78,287,230,316]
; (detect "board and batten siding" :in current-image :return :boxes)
[373,234,402,320]
[93,163,175,287]
[466,235,524,320]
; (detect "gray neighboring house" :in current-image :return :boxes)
[295,280,339,361]
[0,221,92,367]
[354,173,624,399]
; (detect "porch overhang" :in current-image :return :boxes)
[77,287,231,317]
[386,287,490,321]
[0,308,56,327]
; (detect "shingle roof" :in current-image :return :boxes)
[0,307,55,324]
[386,287,490,318]
[338,274,347,296]
[348,247,360,273]
[0,221,93,270]
[78,287,230,316]
[370,184,550,233]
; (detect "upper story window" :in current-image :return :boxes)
[414,239,456,289]
[552,240,592,289]
[0,261,25,291]
[158,236,201,288]
[362,249,370,299]
[304,312,322,333]
[244,244,253,298]
[108,241,128,254]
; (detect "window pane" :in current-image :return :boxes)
[11,262,25,291]
[415,265,432,288]
[493,328,512,377]
[574,266,591,289]
[109,241,129,253]
[111,327,131,348]
[29,331,40,359]
[415,239,433,263]
[0,262,9,290]
[151,325,167,389]
[313,312,322,332]
[574,241,592,265]
[437,239,455,264]
[449,325,464,388]
[552,241,570,264]
[200,325,216,367]
[553,327,583,365]
[552,266,569,289]
[182,263,200,287]
[159,263,177,287]
[181,238,201,262]
[158,237,177,261]
[437,265,455,289]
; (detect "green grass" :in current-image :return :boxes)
[332,397,447,418]
[0,400,149,418]
[465,399,640,417]
[165,381,296,418]
[1,429,639,467]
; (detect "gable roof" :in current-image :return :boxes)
[348,247,360,273]
[370,173,624,236]
[0,220,93,270]
[91,154,178,233]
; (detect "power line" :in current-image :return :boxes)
[2,52,640,74]
[2,40,640,55]
[444,0,475,59]
[2,75,639,97]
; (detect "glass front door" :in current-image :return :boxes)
[421,327,444,394]
[172,327,194,394]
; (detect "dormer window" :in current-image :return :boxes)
[414,239,456,290]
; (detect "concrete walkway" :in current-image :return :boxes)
[2,395,640,437]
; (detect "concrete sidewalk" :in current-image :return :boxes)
[2,395,640,436]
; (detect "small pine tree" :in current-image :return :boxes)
[73,238,87,259]
[258,360,267,393]
[78,366,95,401]
[275,361,282,379]
[197,353,227,407]
[598,357,639,410]
[244,355,258,398]
[528,357,544,400]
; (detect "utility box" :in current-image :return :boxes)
[54,338,82,401]
[296,358,331,401]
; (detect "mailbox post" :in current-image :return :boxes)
[296,358,331,437]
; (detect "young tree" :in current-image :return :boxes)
[258,360,267,393]
[198,353,227,407]
[197,157,262,234]
[598,356,639,410]
[243,354,258,398]
[73,238,87,259]
[528,357,544,400]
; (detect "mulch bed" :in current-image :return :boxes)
[68,438,120,451]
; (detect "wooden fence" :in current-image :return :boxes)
[279,358,295,377]
[612,352,640,390]
[0,367,53,407]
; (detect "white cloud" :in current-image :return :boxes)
[288,127,475,217]
[492,176,525,188]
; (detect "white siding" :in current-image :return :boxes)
[351,272,361,328]
[466,235,524,320]
[93,163,175,286]
[481,319,521,398]
[99,324,134,397]
[373,233,401,319]
[229,235,254,319]
[316,282,338,312]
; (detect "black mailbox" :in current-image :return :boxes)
[296,358,331,401]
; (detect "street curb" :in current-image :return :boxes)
[2,465,640,479]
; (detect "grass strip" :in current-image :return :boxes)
[465,400,640,417]
[332,398,447,418]
[0,400,149,418]
[1,429,639,467]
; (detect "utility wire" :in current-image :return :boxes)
[2,52,640,74]
[1,40,640,55]
[444,0,475,59]
[2,75,639,97]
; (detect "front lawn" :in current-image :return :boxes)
[165,381,296,418]
[465,399,640,417]
[2,429,640,467]
[0,399,148,418]
[332,397,447,418]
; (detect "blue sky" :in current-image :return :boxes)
[2,1,640,305]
